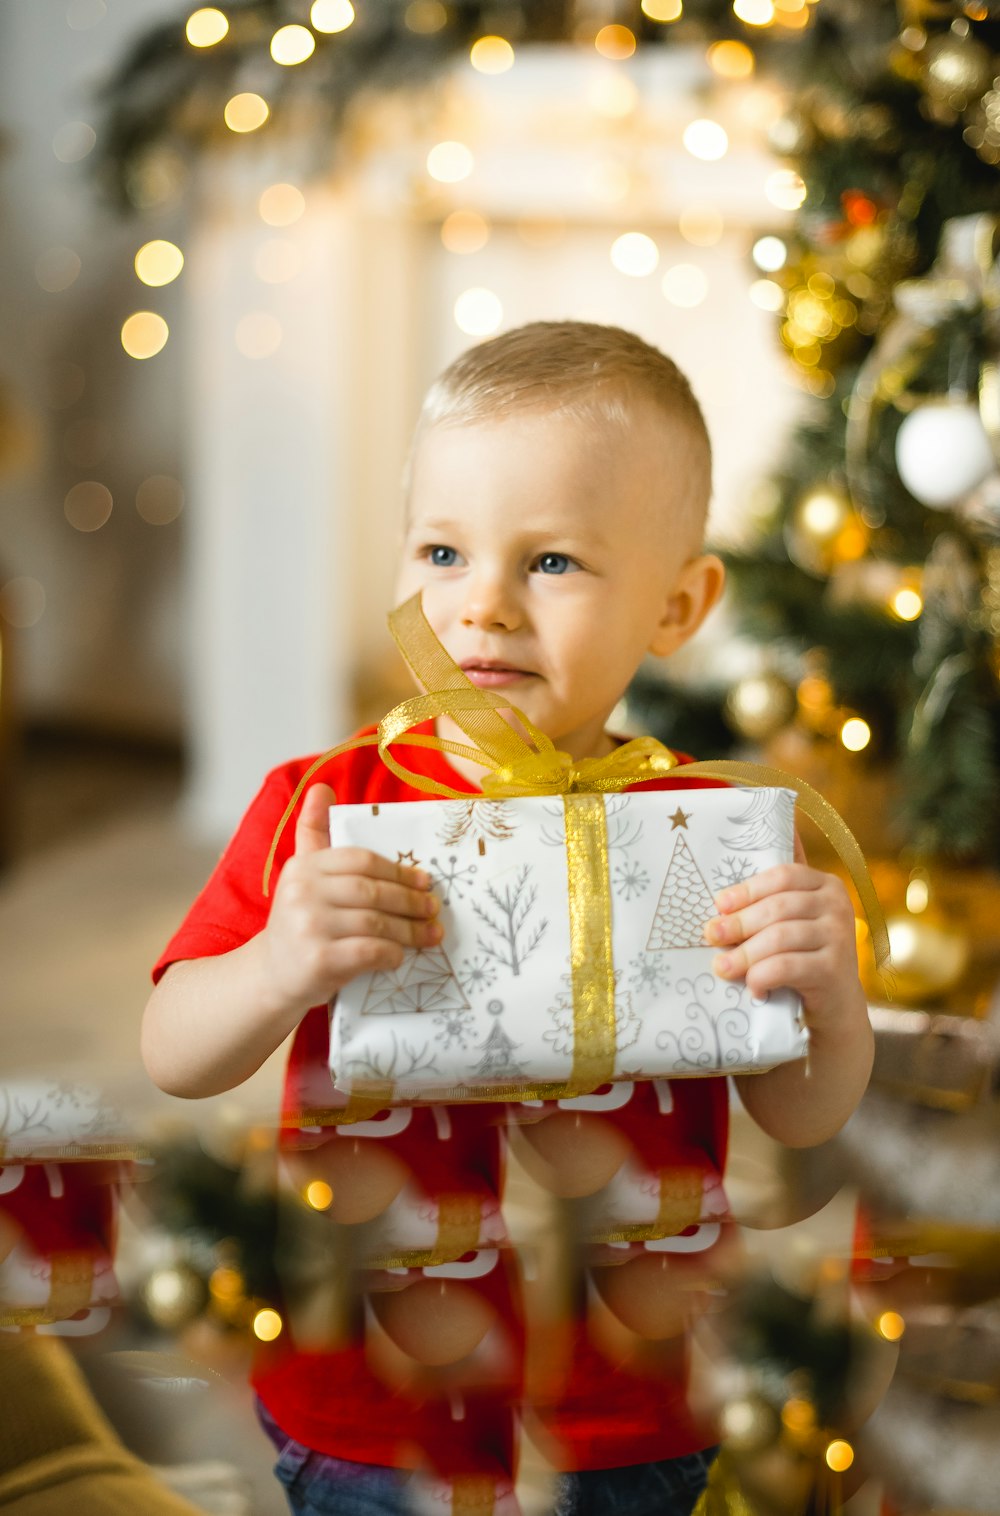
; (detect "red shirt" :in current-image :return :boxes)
[152,724,729,1472]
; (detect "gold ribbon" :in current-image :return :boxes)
[264,594,890,1103]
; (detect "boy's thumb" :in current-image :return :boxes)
[293,783,335,855]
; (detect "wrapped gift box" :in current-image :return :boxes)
[328,787,807,1104]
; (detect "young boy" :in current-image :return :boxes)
[143,321,873,1516]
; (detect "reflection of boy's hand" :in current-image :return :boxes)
[703,833,862,1028]
[262,782,442,1013]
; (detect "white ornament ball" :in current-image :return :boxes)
[895,401,996,509]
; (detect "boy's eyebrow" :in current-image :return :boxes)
[411,517,610,549]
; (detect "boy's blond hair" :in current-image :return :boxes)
[410,320,712,528]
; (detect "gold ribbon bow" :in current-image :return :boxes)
[264,594,890,1097]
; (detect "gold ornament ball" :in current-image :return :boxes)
[923,31,996,108]
[719,1393,782,1454]
[882,911,970,1003]
[786,486,864,575]
[725,673,797,744]
[141,1262,209,1332]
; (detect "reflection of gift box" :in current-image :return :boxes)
[329,787,807,1105]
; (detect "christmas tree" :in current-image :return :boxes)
[647,832,717,950]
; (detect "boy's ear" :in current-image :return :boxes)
[647,553,726,659]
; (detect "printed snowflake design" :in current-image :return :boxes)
[433,1005,476,1051]
[457,954,498,996]
[613,857,651,901]
[628,953,670,996]
[712,855,754,891]
[429,854,478,904]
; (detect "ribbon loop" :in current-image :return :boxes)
[264,594,890,1003]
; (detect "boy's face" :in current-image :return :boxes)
[396,406,723,764]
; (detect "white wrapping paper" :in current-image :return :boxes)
[328,787,807,1102]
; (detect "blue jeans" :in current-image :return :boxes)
[256,1398,717,1516]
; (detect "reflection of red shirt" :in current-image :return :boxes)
[152,724,729,1470]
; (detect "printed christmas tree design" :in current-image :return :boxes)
[722,788,795,853]
[359,947,470,1016]
[472,1003,527,1080]
[646,834,716,951]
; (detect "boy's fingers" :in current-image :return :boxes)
[714,863,820,913]
[320,907,443,950]
[319,847,432,889]
[294,783,336,856]
[318,875,439,920]
[705,889,823,946]
[712,919,825,978]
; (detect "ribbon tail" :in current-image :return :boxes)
[389,594,550,770]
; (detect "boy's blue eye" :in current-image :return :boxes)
[428,545,458,566]
[536,553,574,575]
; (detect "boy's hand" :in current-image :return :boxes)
[703,834,863,1031]
[261,783,443,1014]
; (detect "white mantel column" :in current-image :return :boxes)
[182,183,420,842]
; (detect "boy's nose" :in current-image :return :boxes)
[460,574,521,631]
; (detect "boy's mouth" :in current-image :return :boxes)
[460,659,534,688]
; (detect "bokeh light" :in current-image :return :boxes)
[749,278,784,311]
[840,717,871,752]
[0,577,46,629]
[404,0,447,32]
[271,24,316,64]
[224,93,269,133]
[454,287,503,336]
[642,0,683,19]
[236,312,283,358]
[259,182,305,226]
[441,209,490,253]
[610,232,659,277]
[733,0,775,23]
[892,586,923,621]
[470,36,514,73]
[311,0,355,31]
[662,263,708,307]
[53,122,97,163]
[65,481,113,533]
[136,475,185,525]
[825,1440,854,1473]
[682,119,729,160]
[678,205,724,246]
[134,239,184,287]
[185,7,229,47]
[707,39,755,76]
[765,169,807,209]
[35,247,81,293]
[752,235,787,271]
[427,141,474,183]
[876,1310,906,1341]
[905,876,929,914]
[595,25,636,60]
[305,1180,334,1210]
[252,1308,283,1341]
[121,312,169,359]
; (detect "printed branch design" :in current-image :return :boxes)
[472,865,548,977]
[437,799,517,848]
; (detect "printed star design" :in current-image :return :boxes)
[668,807,691,830]
[396,850,421,867]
